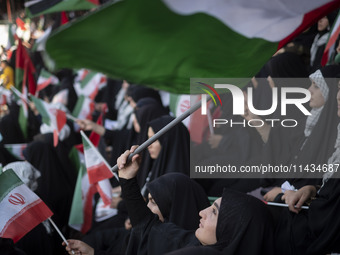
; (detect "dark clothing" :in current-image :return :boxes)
[275,179,340,255]
[121,178,274,255]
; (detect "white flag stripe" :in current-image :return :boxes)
[162,0,333,42]
[0,184,40,231]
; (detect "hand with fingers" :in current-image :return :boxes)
[62,240,94,255]
[281,185,317,214]
[117,145,141,179]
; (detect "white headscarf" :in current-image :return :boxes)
[304,70,329,137]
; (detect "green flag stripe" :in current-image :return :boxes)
[72,95,85,118]
[68,164,86,225]
[18,106,28,139]
[82,135,91,150]
[0,170,23,203]
[15,68,24,91]
[80,72,97,89]
[31,96,51,125]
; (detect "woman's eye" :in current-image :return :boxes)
[212,208,216,215]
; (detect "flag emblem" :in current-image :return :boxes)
[8,193,25,206]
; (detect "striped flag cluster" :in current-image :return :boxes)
[30,95,67,147]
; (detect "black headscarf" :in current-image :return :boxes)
[210,189,274,255]
[147,173,209,230]
[148,116,190,181]
[23,140,74,228]
[127,85,162,106]
[134,101,168,187]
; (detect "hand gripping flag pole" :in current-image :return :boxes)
[111,97,204,172]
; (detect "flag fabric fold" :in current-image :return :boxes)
[81,130,114,184]
[0,169,53,243]
[46,0,340,94]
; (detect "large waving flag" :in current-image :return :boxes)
[30,95,67,146]
[46,0,340,94]
[25,0,99,17]
[80,130,114,184]
[0,169,53,243]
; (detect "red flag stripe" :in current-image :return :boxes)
[87,162,113,184]
[0,199,53,243]
[80,185,97,234]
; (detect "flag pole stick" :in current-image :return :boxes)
[48,217,75,255]
[264,201,309,210]
[66,113,77,122]
[111,98,204,172]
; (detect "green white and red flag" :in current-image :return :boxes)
[68,162,97,234]
[72,95,95,121]
[46,0,340,94]
[80,130,114,184]
[36,69,59,95]
[74,70,107,100]
[4,144,27,160]
[30,95,67,146]
[0,169,53,243]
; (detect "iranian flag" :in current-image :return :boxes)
[80,130,114,184]
[30,95,67,147]
[69,134,113,233]
[72,95,95,120]
[15,39,36,95]
[4,144,27,160]
[74,70,107,100]
[0,169,53,243]
[46,0,340,94]
[68,163,97,234]
[36,69,59,95]
[25,0,99,17]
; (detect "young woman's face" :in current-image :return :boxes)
[147,193,164,222]
[318,16,329,31]
[308,81,325,108]
[147,127,162,159]
[195,198,221,246]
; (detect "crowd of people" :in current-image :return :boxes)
[1,4,340,255]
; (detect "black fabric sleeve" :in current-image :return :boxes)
[120,177,153,227]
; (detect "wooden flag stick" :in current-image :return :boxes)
[48,217,75,255]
